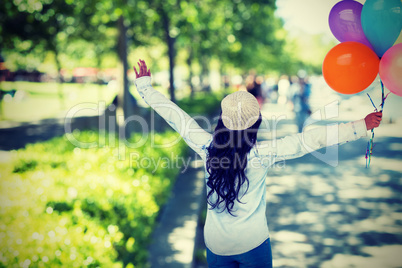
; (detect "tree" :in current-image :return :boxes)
[145,0,181,102]
[174,0,287,93]
[216,0,286,73]
[0,0,143,136]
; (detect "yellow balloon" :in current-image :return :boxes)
[394,30,402,45]
[395,1,402,45]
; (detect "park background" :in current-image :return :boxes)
[1,0,402,267]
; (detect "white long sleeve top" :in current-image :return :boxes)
[135,76,368,256]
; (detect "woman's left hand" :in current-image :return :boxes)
[364,111,382,130]
[133,59,151,79]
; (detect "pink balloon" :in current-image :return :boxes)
[379,43,402,96]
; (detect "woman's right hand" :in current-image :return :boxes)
[364,112,382,130]
[133,59,151,79]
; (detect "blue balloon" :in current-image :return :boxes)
[361,0,402,57]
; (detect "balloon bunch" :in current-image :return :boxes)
[323,0,402,167]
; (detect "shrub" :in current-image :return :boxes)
[0,130,187,267]
[177,91,224,117]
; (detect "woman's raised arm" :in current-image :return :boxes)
[133,60,212,158]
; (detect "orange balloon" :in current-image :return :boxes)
[323,41,380,94]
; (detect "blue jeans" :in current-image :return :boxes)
[206,238,272,268]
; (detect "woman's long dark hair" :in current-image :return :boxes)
[206,112,262,216]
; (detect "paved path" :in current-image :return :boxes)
[0,116,97,150]
[147,157,205,268]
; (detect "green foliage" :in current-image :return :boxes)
[177,91,225,117]
[194,249,207,264]
[12,159,38,173]
[1,0,291,75]
[0,130,187,267]
[173,0,286,74]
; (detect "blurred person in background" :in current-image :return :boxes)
[261,75,277,104]
[290,76,312,132]
[246,75,264,108]
[277,75,290,105]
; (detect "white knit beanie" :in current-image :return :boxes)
[221,91,260,130]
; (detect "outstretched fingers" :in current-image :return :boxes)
[142,60,147,75]
[138,61,142,75]
[134,59,151,78]
[139,60,144,75]
[142,60,148,75]
[133,65,139,78]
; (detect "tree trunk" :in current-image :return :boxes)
[200,55,210,92]
[160,7,176,102]
[117,15,137,138]
[187,48,194,99]
[96,46,103,101]
[220,64,228,91]
[54,49,65,109]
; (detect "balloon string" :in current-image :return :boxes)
[365,129,375,168]
[365,93,376,168]
[365,79,389,168]
[379,80,391,111]
[366,93,378,112]
[381,80,384,110]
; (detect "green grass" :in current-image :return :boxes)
[0,130,188,267]
[0,82,225,267]
[0,81,117,122]
[0,81,224,123]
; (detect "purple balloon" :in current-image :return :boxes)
[329,0,373,49]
